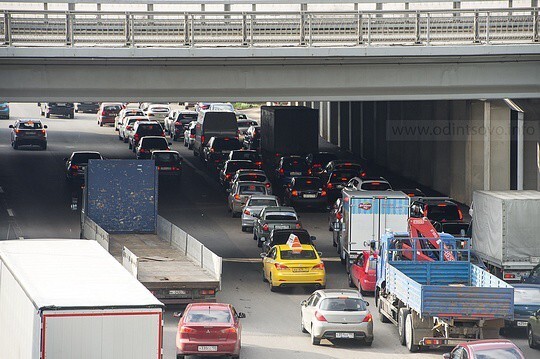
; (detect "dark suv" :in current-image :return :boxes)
[129,121,164,151]
[9,119,47,150]
[40,102,74,119]
[135,136,171,159]
[203,136,242,168]
[410,197,468,235]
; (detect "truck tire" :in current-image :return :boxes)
[398,308,410,345]
[405,313,420,352]
[176,355,185,359]
[345,254,351,274]
[377,297,391,323]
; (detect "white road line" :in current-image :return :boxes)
[6,209,15,217]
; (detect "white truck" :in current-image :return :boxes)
[472,190,540,281]
[334,189,410,271]
[0,239,164,359]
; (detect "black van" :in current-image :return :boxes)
[193,111,238,157]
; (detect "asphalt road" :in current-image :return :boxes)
[0,103,534,359]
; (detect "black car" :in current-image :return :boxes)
[275,156,311,186]
[169,110,198,141]
[129,121,165,151]
[219,160,258,187]
[76,102,100,113]
[40,102,75,119]
[505,284,540,330]
[227,150,262,169]
[135,136,171,159]
[284,176,327,209]
[410,198,467,234]
[9,119,48,150]
[262,228,316,254]
[152,150,182,179]
[524,264,540,284]
[320,160,365,179]
[65,151,103,181]
[321,169,358,202]
[203,137,242,169]
[306,152,338,176]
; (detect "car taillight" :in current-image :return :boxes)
[172,166,180,171]
[70,164,79,170]
[265,183,271,188]
[200,289,215,295]
[327,183,333,189]
[175,121,182,126]
[275,153,281,157]
[210,148,215,153]
[221,327,237,334]
[308,169,312,175]
[295,223,301,229]
[225,174,232,180]
[134,133,140,141]
[321,190,327,197]
[279,169,284,174]
[244,209,250,215]
[314,311,327,322]
[101,111,106,116]
[41,129,46,135]
[189,134,195,138]
[201,135,205,143]
[139,148,147,153]
[234,194,241,200]
[148,113,154,116]
[157,166,161,170]
[458,208,463,220]
[179,326,197,339]
[362,313,373,323]
[312,263,325,270]
[255,161,262,167]
[262,224,269,231]
[14,129,20,134]
[126,126,132,130]
[361,172,367,178]
[291,190,298,197]
[336,212,342,220]
[274,263,289,270]
[504,273,516,279]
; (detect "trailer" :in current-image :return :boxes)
[334,189,410,272]
[472,190,540,281]
[0,239,164,359]
[375,234,514,352]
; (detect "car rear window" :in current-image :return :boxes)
[18,122,42,129]
[293,178,322,190]
[142,138,168,148]
[361,182,391,191]
[248,199,278,207]
[150,106,169,112]
[71,153,101,164]
[138,124,163,136]
[319,298,366,312]
[330,171,357,183]
[154,152,180,164]
[239,184,266,194]
[280,250,316,260]
[226,161,257,173]
[184,309,232,324]
[211,104,234,112]
[231,151,259,161]
[179,113,197,120]
[213,138,241,151]
[104,105,122,112]
[239,174,266,182]
[335,163,362,171]
[282,159,309,171]
[237,120,257,128]
[426,204,460,222]
[272,231,311,245]
[264,213,297,221]
[472,348,523,359]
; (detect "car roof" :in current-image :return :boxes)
[315,289,362,299]
[235,181,266,186]
[276,244,316,252]
[462,339,521,351]
[263,206,295,212]
[226,160,253,165]
[72,151,101,155]
[188,302,231,310]
[136,121,160,125]
[232,149,257,153]
[247,195,278,201]
[236,169,265,174]
[18,118,42,123]
[178,110,197,114]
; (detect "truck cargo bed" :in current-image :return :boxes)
[110,233,219,289]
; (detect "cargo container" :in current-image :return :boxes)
[0,239,164,359]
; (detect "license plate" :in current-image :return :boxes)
[24,131,36,135]
[335,332,354,339]
[169,290,188,295]
[275,225,289,229]
[303,194,317,198]
[57,103,67,106]
[292,268,308,272]
[198,346,218,352]
[160,167,171,170]
[517,321,528,327]
[290,172,301,176]
[336,185,344,189]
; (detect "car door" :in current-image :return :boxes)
[307,294,322,330]
[301,294,316,328]
[350,253,364,288]
[263,247,277,280]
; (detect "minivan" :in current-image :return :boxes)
[193,111,238,157]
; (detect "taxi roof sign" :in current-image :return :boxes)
[287,234,303,253]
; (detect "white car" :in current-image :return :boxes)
[119,116,147,143]
[230,169,272,194]
[115,108,144,131]
[301,289,374,346]
[144,104,170,126]
[183,121,197,149]
[346,176,393,191]
[241,195,280,232]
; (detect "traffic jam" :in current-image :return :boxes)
[3,101,540,359]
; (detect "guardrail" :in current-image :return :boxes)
[1,8,539,47]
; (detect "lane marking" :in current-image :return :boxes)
[6,209,14,217]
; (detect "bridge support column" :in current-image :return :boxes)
[68,3,75,11]
[339,102,351,151]
[320,102,329,141]
[328,102,339,145]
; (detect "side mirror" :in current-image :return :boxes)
[44,125,48,129]
[259,252,266,258]
[237,312,246,319]
[310,236,317,242]
[173,311,183,318]
[301,300,307,307]
[317,251,322,257]
[37,102,41,106]
[364,301,369,306]
[442,353,451,359]
[8,125,13,128]
[536,309,540,318]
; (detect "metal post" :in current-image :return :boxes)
[414,12,421,44]
[147,4,153,20]
[184,14,189,46]
[357,13,363,45]
[65,12,72,46]
[308,14,312,46]
[125,13,131,47]
[97,3,101,20]
[190,15,194,47]
[426,14,430,45]
[534,9,539,42]
[242,13,247,46]
[68,2,75,11]
[4,11,11,46]
[300,12,305,45]
[367,15,371,45]
[486,12,490,44]
[473,11,480,43]
[517,111,524,190]
[250,10,254,46]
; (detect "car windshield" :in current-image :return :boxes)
[142,138,168,148]
[293,178,322,190]
[368,257,377,270]
[264,213,297,221]
[239,184,266,194]
[139,124,163,135]
[150,106,169,112]
[472,348,523,359]
[319,298,367,312]
[179,113,197,120]
[361,182,391,191]
[154,152,180,164]
[248,199,278,207]
[330,171,357,183]
[18,122,42,129]
[71,153,101,164]
[231,151,259,161]
[239,174,266,182]
[184,308,232,324]
[427,204,460,222]
[226,162,257,173]
[514,287,540,305]
[282,159,308,171]
[213,138,241,151]
[280,250,316,260]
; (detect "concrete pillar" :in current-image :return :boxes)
[376,3,383,11]
[320,102,329,141]
[329,102,339,146]
[350,102,362,157]
[147,4,153,12]
[354,3,359,11]
[68,3,75,11]
[224,4,231,11]
[201,4,205,11]
[252,4,257,12]
[489,101,512,190]
[515,99,540,190]
[301,4,307,12]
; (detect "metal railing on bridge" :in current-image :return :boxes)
[1,8,539,47]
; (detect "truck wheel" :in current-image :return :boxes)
[398,308,410,345]
[128,141,132,149]
[378,297,391,323]
[311,326,321,345]
[345,254,351,273]
[176,355,185,359]
[257,238,263,248]
[405,313,420,352]
[46,112,50,118]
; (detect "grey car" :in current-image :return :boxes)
[241,195,280,232]
[253,206,301,248]
[228,181,269,218]
[9,119,47,150]
[301,289,373,346]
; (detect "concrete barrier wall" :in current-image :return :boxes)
[122,246,139,278]
[82,214,110,252]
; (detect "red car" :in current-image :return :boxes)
[176,303,245,359]
[443,339,525,359]
[348,251,378,294]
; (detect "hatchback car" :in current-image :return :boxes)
[228,150,262,169]
[443,339,525,359]
[505,284,540,330]
[230,169,272,194]
[183,121,197,148]
[0,102,10,119]
[347,176,393,191]
[241,195,280,232]
[284,177,327,209]
[136,136,171,159]
[204,137,243,169]
[301,289,373,346]
[129,121,165,150]
[144,104,170,126]
[119,116,147,143]
[176,302,245,359]
[348,251,378,294]
[152,150,182,179]
[306,152,338,176]
[322,169,358,202]
[276,156,311,185]
[253,206,301,247]
[65,151,103,181]
[97,102,123,126]
[219,160,258,187]
[115,108,144,132]
[9,119,47,150]
[40,102,75,119]
[228,181,270,217]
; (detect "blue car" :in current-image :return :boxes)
[0,102,9,119]
[505,284,540,330]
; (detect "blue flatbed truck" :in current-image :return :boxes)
[375,233,514,352]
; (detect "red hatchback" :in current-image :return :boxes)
[443,339,525,359]
[349,251,378,294]
[176,303,245,359]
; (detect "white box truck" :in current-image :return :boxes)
[0,239,164,359]
[472,190,540,281]
[335,189,410,271]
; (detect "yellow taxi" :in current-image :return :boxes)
[261,235,326,292]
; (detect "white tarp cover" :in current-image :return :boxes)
[0,239,163,309]
[473,191,540,263]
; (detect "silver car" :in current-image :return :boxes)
[144,104,170,126]
[301,289,373,346]
[228,181,269,217]
[183,121,197,148]
[230,169,272,194]
[241,195,280,232]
